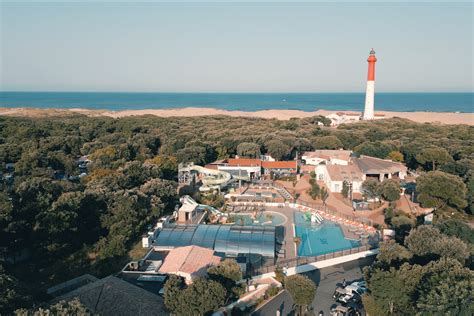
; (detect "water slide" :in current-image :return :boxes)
[180,195,225,217]
[180,165,233,191]
[305,211,324,224]
[180,195,200,207]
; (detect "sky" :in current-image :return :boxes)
[0,1,472,92]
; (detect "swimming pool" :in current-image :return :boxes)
[230,211,287,226]
[294,212,361,257]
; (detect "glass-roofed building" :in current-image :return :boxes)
[154,225,275,258]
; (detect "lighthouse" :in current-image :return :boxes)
[362,48,377,120]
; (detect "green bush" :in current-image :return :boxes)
[265,285,280,298]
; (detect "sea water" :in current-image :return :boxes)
[0,92,472,113]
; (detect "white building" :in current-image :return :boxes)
[260,154,275,162]
[316,163,364,193]
[210,158,262,180]
[326,111,386,127]
[313,153,407,194]
[326,112,361,126]
[302,150,352,166]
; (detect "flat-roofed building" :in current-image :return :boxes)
[177,203,199,224]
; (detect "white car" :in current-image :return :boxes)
[337,293,354,304]
[345,284,367,295]
[350,281,367,288]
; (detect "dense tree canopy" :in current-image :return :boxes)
[416,171,467,214]
[436,219,474,244]
[236,142,261,159]
[361,178,381,201]
[381,180,401,202]
[264,139,291,160]
[207,259,243,301]
[405,225,470,263]
[354,141,394,159]
[164,276,226,315]
[312,135,342,149]
[0,114,472,313]
[416,146,452,171]
[364,224,474,316]
[0,265,28,314]
[285,274,317,315]
[15,298,90,316]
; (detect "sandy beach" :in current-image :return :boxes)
[0,107,473,125]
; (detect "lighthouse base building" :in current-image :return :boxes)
[325,49,385,126]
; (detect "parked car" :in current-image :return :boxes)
[330,304,357,316]
[350,281,367,288]
[339,292,362,305]
[337,293,354,304]
[345,284,367,295]
[333,287,348,300]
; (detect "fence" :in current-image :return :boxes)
[247,244,373,276]
[236,181,373,227]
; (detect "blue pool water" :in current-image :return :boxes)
[231,212,286,226]
[294,212,360,257]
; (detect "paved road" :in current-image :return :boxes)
[304,257,374,315]
[251,257,374,316]
[252,290,294,316]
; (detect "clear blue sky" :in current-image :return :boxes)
[1,1,472,92]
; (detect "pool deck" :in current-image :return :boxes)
[340,225,360,240]
[264,206,297,261]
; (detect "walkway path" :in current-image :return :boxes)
[265,206,297,261]
[251,290,294,316]
[305,257,374,315]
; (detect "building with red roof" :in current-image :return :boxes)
[261,160,297,176]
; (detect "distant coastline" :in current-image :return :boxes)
[0,92,473,113]
[1,107,473,126]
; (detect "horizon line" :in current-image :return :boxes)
[1,91,473,94]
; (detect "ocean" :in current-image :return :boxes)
[0,92,472,113]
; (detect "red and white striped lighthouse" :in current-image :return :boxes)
[362,48,377,120]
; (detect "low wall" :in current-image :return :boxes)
[250,249,379,281]
[285,249,379,276]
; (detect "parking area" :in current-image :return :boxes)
[303,257,375,315]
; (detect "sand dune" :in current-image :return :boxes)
[0,107,473,125]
